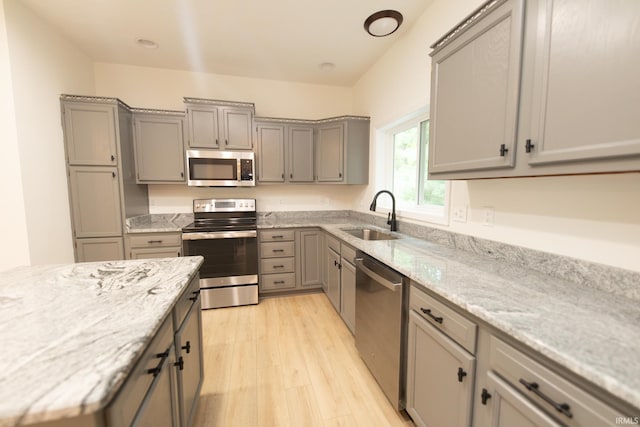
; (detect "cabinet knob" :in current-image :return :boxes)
[481,388,492,405]
[181,171,184,178]
[525,139,535,153]
[282,173,285,179]
[189,290,200,302]
[181,341,191,354]
[499,144,509,157]
[290,173,293,179]
[112,171,116,178]
[111,155,115,161]
[174,356,184,371]
[339,172,342,178]
[457,367,467,383]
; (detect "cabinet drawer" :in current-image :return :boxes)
[260,229,295,242]
[261,257,295,274]
[410,285,477,354]
[260,241,295,258]
[326,233,340,254]
[128,232,182,248]
[341,243,356,265]
[261,273,296,290]
[489,336,620,426]
[106,314,174,427]
[173,275,200,331]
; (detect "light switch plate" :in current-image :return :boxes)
[452,205,468,223]
[483,207,495,226]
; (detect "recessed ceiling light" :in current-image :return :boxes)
[135,38,158,49]
[364,10,403,37]
[319,62,336,71]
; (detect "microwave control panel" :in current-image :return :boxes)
[240,159,254,181]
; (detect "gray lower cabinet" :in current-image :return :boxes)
[428,0,640,179]
[61,95,149,263]
[106,275,203,427]
[259,228,323,294]
[298,229,322,288]
[174,293,204,427]
[339,244,356,334]
[325,234,341,312]
[126,232,182,259]
[76,237,125,262]
[184,98,255,150]
[406,283,477,427]
[132,110,186,184]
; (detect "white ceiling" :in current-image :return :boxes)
[21,0,432,86]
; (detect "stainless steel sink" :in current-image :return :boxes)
[340,228,398,241]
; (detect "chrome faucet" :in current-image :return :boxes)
[369,190,397,232]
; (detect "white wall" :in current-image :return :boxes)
[94,63,360,213]
[3,0,95,266]
[353,0,640,272]
[0,1,29,271]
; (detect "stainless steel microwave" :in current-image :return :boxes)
[186,150,255,187]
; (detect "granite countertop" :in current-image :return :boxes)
[126,213,194,233]
[0,256,203,427]
[124,213,640,411]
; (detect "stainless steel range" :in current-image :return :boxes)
[182,198,258,309]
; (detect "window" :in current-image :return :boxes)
[377,110,449,224]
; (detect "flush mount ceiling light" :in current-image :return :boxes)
[364,10,403,37]
[318,62,336,71]
[135,38,158,49]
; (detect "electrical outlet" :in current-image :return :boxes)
[483,207,495,226]
[452,205,468,223]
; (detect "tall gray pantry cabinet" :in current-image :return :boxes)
[61,95,149,262]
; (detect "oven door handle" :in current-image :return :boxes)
[182,230,257,240]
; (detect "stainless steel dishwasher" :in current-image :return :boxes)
[355,251,409,411]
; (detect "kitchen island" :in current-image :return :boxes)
[0,256,203,427]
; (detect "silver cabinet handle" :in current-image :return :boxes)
[355,258,402,291]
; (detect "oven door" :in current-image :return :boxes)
[182,230,258,287]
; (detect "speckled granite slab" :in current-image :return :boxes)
[320,224,640,412]
[0,257,203,427]
[126,213,194,233]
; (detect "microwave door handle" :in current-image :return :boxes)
[182,230,257,241]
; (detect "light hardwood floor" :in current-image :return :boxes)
[192,292,414,427]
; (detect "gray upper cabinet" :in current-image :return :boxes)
[184,98,255,150]
[63,102,118,166]
[316,123,344,182]
[522,0,640,168]
[132,110,186,183]
[316,118,370,184]
[288,126,315,182]
[256,123,285,182]
[428,0,640,179]
[428,0,524,175]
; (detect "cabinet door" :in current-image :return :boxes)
[288,126,315,182]
[222,108,253,150]
[326,248,341,311]
[428,0,524,174]
[298,230,322,288]
[175,300,204,427]
[133,355,178,427]
[340,258,356,334]
[69,166,122,237]
[485,372,561,427]
[525,0,640,166]
[133,114,186,183]
[187,107,219,149]
[75,237,124,262]
[406,311,475,427]
[316,123,344,182]
[256,124,285,182]
[63,102,118,166]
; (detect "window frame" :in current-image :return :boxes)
[377,109,450,226]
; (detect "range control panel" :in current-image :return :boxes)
[193,198,256,213]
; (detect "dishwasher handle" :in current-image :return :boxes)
[355,258,402,291]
